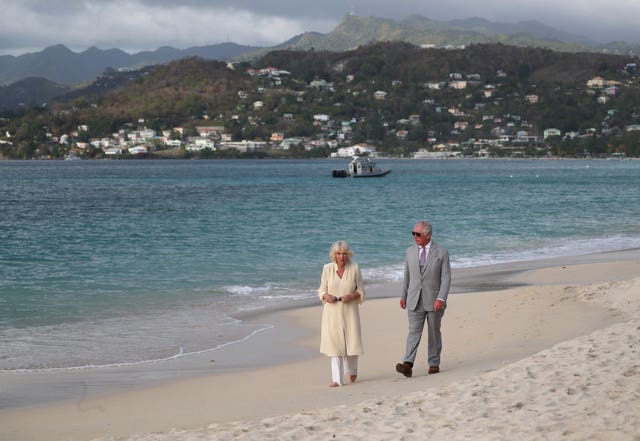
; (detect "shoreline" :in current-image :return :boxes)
[1,249,639,440]
[2,156,638,161]
[3,248,638,409]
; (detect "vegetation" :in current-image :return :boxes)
[1,42,639,160]
[249,14,640,58]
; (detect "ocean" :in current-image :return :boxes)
[1,158,639,372]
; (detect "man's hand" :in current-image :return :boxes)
[400,298,406,309]
[434,299,445,311]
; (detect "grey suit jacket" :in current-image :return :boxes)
[401,242,451,311]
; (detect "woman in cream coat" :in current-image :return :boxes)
[318,240,365,387]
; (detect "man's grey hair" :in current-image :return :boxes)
[417,221,432,234]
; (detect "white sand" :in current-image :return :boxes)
[1,256,639,441]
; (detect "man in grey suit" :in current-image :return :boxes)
[396,220,451,377]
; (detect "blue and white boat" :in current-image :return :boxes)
[332,156,391,178]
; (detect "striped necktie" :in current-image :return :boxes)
[419,247,426,271]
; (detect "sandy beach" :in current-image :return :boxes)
[1,250,639,441]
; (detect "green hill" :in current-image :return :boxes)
[2,42,639,159]
[0,77,69,110]
[250,14,640,56]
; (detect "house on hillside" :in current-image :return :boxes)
[270,132,284,142]
[587,77,607,88]
[104,147,123,156]
[449,80,467,90]
[454,121,469,131]
[425,82,445,90]
[484,86,497,98]
[373,91,387,100]
[334,143,378,158]
[219,140,267,152]
[165,139,182,148]
[309,79,333,90]
[190,139,215,150]
[605,86,619,96]
[196,126,222,137]
[525,94,539,104]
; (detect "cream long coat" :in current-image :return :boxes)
[318,261,365,356]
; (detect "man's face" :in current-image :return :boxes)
[412,224,432,247]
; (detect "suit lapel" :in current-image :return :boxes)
[413,243,437,277]
[411,245,422,273]
[422,243,436,276]
[409,245,416,270]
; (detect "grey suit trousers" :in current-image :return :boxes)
[403,293,445,366]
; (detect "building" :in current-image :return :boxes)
[373,91,388,100]
[543,128,562,139]
[333,143,378,157]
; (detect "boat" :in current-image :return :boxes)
[332,156,391,178]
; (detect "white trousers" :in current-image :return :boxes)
[330,355,358,386]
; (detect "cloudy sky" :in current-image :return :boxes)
[2,0,639,56]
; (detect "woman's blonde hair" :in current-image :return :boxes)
[329,240,354,263]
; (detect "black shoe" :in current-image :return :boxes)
[396,362,413,377]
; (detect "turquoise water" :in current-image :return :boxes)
[1,158,639,370]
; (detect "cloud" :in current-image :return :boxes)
[415,0,640,42]
[1,0,639,55]
[0,1,337,54]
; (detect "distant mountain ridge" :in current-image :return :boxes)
[1,13,640,106]
[0,42,261,86]
[3,41,639,160]
[0,77,70,110]
[448,17,598,47]
[270,14,640,54]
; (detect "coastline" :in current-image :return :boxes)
[1,249,639,440]
[4,248,638,409]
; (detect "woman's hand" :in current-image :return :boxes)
[323,294,337,303]
[341,292,360,304]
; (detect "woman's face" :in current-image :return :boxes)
[335,249,349,266]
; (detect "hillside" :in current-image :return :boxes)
[1,42,639,159]
[2,13,640,92]
[259,43,626,85]
[47,42,612,124]
[246,14,640,58]
[79,58,254,123]
[0,42,262,86]
[0,77,70,110]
